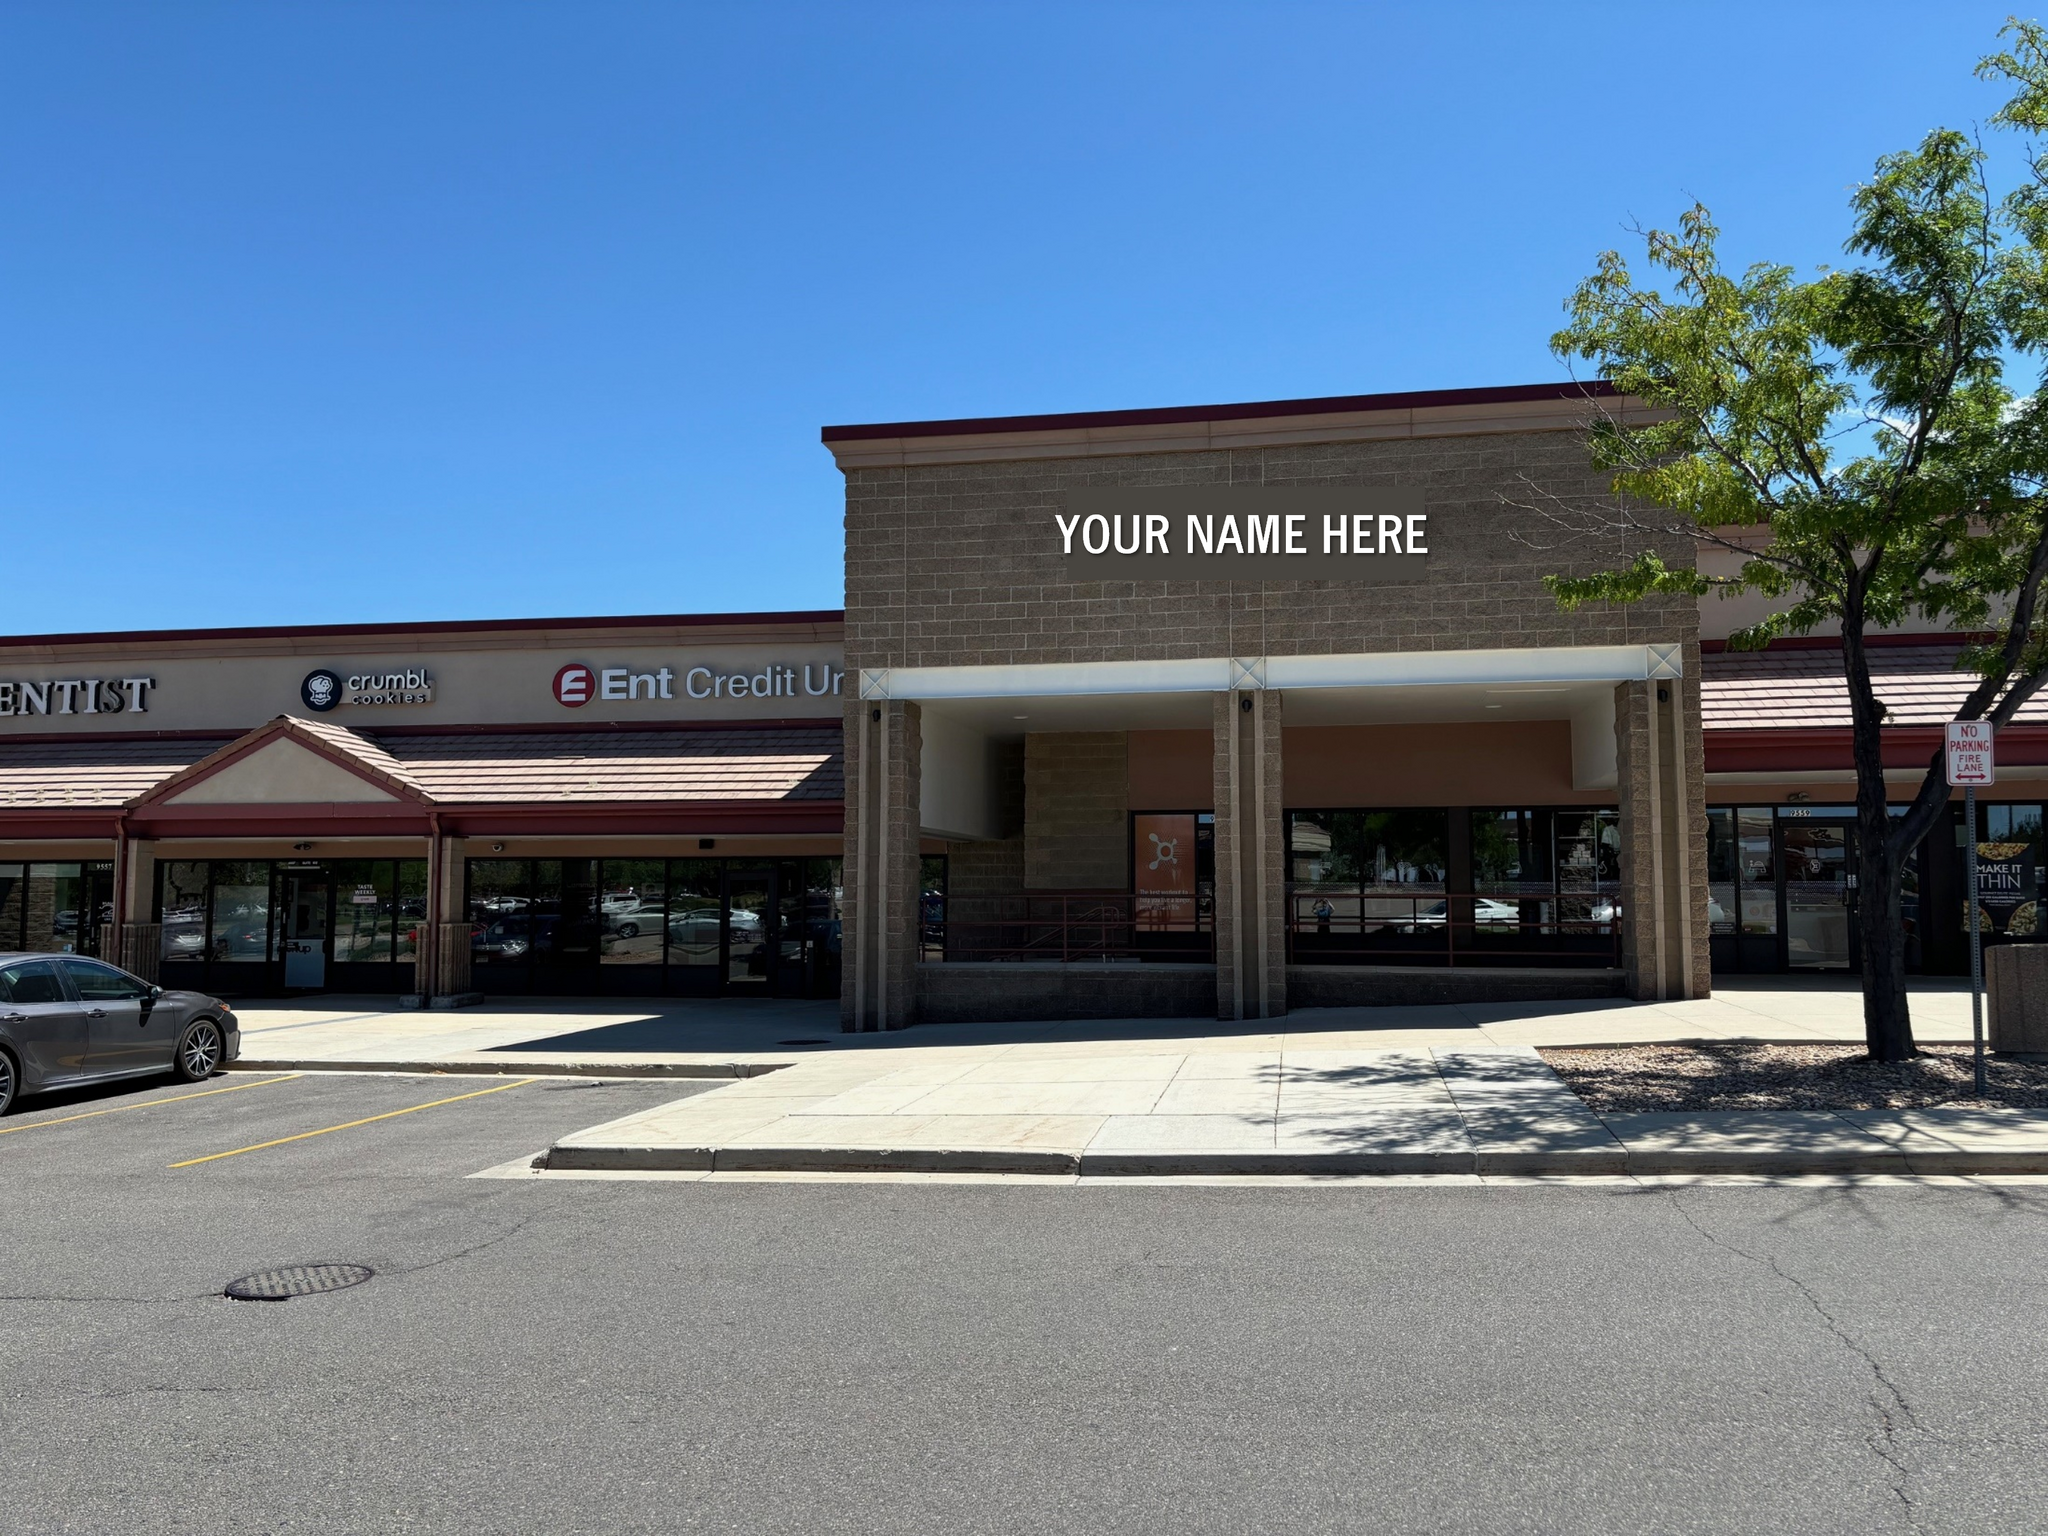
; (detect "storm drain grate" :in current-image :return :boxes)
[224,1264,375,1302]
[777,1039,831,1048]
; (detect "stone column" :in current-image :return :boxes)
[115,838,160,982]
[426,834,471,998]
[1212,685,1286,1021]
[843,697,922,1031]
[1614,660,1710,1001]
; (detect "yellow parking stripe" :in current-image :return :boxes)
[0,1073,303,1137]
[170,1077,539,1168]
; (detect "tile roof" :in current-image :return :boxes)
[286,716,430,797]
[1701,644,2048,730]
[0,738,231,808]
[370,727,843,803]
[0,725,842,812]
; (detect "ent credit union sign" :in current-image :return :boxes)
[1058,486,1428,583]
[553,660,844,707]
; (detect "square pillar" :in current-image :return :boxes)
[844,697,922,1031]
[424,834,470,998]
[1615,658,1710,1001]
[114,838,160,982]
[1212,686,1285,1021]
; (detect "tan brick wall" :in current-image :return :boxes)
[1024,733,1129,890]
[843,433,1697,674]
[1213,689,1285,1020]
[841,698,922,1030]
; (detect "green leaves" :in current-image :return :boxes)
[1550,27,2048,661]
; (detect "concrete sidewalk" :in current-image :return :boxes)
[223,979,2042,1179]
[230,974,1979,1076]
[526,982,2043,1179]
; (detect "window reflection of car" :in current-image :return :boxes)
[603,903,667,940]
[1407,899,1522,929]
[163,910,207,955]
[472,913,598,959]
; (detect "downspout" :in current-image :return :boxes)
[424,810,443,1002]
[110,810,129,966]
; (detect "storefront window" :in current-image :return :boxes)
[159,862,208,963]
[919,855,948,960]
[599,859,666,966]
[208,861,272,964]
[395,862,427,961]
[1737,808,1777,934]
[1706,808,1735,934]
[1966,802,2044,942]
[1286,808,1448,959]
[0,867,22,953]
[668,860,722,968]
[330,860,394,964]
[804,858,843,990]
[467,859,532,969]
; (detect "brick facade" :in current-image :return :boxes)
[833,394,1711,1027]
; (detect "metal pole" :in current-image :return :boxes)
[1968,784,1986,1094]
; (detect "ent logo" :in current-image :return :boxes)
[1147,833,1179,871]
[553,664,593,708]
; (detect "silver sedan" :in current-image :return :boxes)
[0,954,241,1115]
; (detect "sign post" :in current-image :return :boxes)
[1946,721,1996,1093]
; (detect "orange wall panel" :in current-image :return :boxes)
[1284,721,1609,807]
[1127,729,1213,809]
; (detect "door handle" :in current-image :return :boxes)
[85,1008,106,1019]
[0,1013,22,1023]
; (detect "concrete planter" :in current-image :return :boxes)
[1988,944,2048,1053]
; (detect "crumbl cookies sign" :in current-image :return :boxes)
[1056,486,1429,582]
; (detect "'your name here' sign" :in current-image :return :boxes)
[1057,486,1428,583]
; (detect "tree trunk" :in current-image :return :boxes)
[1856,814,1916,1060]
[1842,608,1917,1061]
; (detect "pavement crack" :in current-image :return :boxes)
[387,1198,561,1279]
[1658,1186,1927,1533]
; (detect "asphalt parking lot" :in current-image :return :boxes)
[9,1067,2048,1535]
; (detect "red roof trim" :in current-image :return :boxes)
[1705,724,2048,773]
[0,718,841,746]
[0,609,845,652]
[820,380,1622,444]
[1700,633,1996,654]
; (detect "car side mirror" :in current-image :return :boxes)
[148,985,164,1000]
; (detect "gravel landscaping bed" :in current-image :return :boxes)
[1540,1042,2048,1112]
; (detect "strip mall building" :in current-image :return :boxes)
[2,383,2041,1026]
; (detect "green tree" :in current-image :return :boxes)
[1535,22,2048,1060]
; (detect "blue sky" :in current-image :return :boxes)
[0,1,2032,633]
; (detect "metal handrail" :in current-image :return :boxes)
[929,891,1214,964]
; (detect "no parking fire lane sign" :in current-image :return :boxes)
[1946,720,1995,787]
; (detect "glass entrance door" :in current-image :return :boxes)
[280,867,331,989]
[725,868,772,990]
[1780,820,1854,970]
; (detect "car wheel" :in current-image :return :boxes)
[617,923,639,939]
[173,1019,224,1083]
[0,1049,16,1116]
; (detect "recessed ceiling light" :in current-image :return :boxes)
[1484,704,1504,710]
[1013,714,1028,720]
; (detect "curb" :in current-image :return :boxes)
[535,1142,2048,1177]
[229,1058,788,1079]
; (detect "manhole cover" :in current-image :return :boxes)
[224,1264,375,1302]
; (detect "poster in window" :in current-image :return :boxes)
[1134,814,1197,931]
[1969,841,2039,938]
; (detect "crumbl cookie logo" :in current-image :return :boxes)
[301,670,342,712]
[303,666,435,710]
[553,663,594,707]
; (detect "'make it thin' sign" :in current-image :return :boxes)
[1057,486,1429,583]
